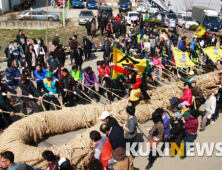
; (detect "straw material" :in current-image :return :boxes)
[0,72,220,169]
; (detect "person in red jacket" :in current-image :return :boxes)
[181,82,192,105]
[170,82,192,111]
[107,19,112,37]
[98,60,112,100]
[116,14,120,22]
[112,63,150,107]
[90,130,113,169]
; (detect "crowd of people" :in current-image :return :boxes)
[1,9,222,170]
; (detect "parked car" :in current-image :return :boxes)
[57,0,67,6]
[148,6,159,14]
[125,11,141,25]
[177,15,199,29]
[71,0,84,8]
[17,9,60,21]
[150,12,178,27]
[97,6,113,19]
[86,0,97,9]
[118,0,131,13]
[137,3,149,13]
[78,10,94,25]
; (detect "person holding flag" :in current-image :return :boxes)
[111,63,150,107]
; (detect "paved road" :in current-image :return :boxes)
[35,0,119,26]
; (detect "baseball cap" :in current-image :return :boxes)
[55,34,59,37]
[45,72,53,78]
[99,111,110,120]
[58,158,71,169]
[188,71,194,75]
[180,101,190,106]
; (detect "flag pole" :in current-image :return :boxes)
[110,48,113,104]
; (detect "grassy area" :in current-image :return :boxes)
[0,22,105,59]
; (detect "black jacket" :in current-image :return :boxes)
[107,126,126,150]
[83,38,92,53]
[103,40,111,56]
[107,117,121,128]
[73,48,83,65]
[55,49,65,65]
[100,17,107,27]
[85,21,91,29]
[113,22,120,31]
[120,24,126,34]
[18,80,40,100]
[16,34,27,46]
[25,50,37,71]
[170,119,184,141]
[59,74,76,97]
[0,83,17,99]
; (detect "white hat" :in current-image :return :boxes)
[55,34,59,37]
[99,111,110,120]
[58,157,67,166]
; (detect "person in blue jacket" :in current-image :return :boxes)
[43,72,61,111]
[141,25,146,38]
[178,36,186,52]
[34,64,56,95]
[185,71,195,83]
[5,60,21,87]
[190,37,197,51]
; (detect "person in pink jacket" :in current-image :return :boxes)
[152,54,165,77]
[98,60,112,100]
[181,82,192,105]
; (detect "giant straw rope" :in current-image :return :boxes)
[0,71,221,169]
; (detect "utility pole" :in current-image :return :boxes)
[46,0,48,45]
[63,0,65,26]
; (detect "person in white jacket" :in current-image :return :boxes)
[200,91,216,131]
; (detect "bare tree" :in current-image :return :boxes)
[176,0,195,32]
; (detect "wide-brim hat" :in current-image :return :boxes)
[123,63,138,71]
[112,147,126,161]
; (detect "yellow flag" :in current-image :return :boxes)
[112,48,147,79]
[195,25,206,38]
[172,47,195,68]
[203,47,222,63]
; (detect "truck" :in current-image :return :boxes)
[118,0,131,13]
[192,6,222,31]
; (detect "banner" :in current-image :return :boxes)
[112,48,148,80]
[172,47,195,68]
[203,47,222,63]
[195,25,206,38]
